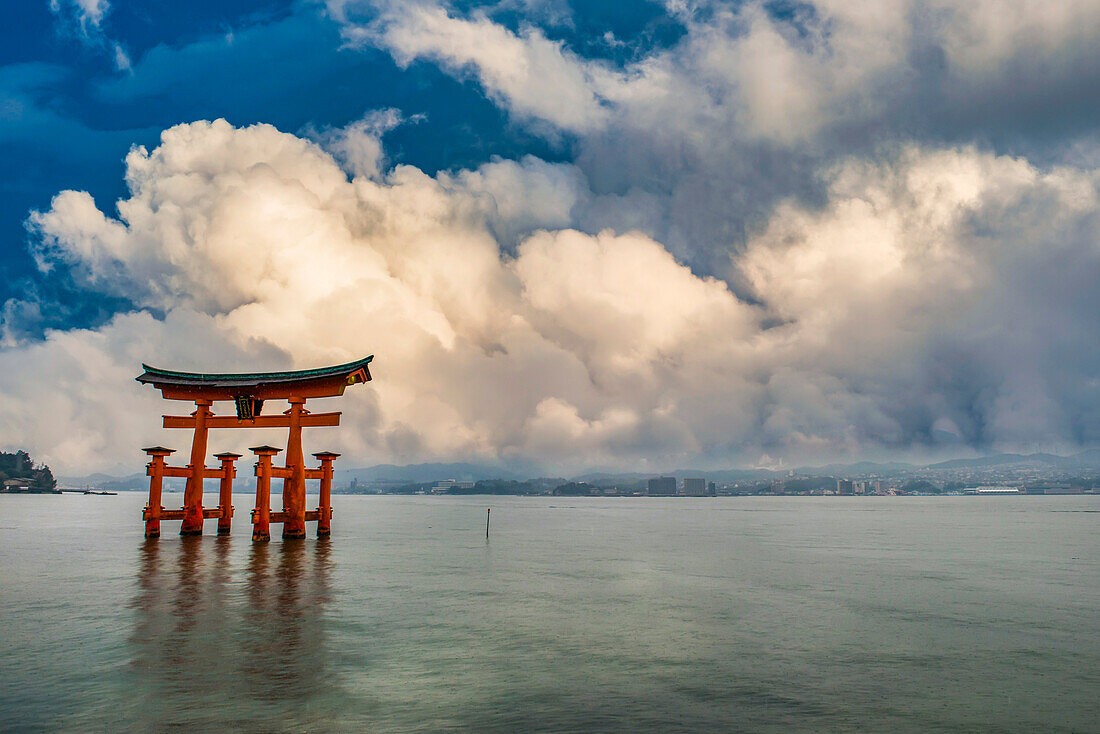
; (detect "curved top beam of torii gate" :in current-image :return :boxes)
[136,355,373,401]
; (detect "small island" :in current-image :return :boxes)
[0,450,59,494]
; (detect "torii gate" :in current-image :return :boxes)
[136,357,372,541]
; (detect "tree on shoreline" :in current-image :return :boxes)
[0,450,56,490]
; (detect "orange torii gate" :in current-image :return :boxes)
[136,357,372,540]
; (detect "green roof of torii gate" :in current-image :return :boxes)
[136,356,372,397]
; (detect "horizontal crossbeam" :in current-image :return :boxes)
[254,510,323,523]
[151,465,230,480]
[255,467,326,480]
[162,412,341,429]
[142,507,225,521]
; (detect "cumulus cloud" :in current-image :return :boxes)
[330,0,1100,271]
[304,108,418,181]
[334,2,625,133]
[5,1,1100,473]
[747,148,1100,450]
[3,118,1099,475]
[343,0,1100,143]
[12,120,679,472]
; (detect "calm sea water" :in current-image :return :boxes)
[0,494,1097,732]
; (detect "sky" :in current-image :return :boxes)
[2,0,1100,476]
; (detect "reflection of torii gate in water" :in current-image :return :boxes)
[136,357,372,541]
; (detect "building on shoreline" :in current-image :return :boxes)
[962,486,1022,495]
[683,478,706,496]
[647,477,677,496]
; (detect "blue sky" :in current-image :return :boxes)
[3,0,1100,473]
[0,1,694,307]
[1,1,569,323]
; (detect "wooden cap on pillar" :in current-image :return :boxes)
[142,446,175,456]
[249,445,282,456]
[312,451,341,460]
[214,452,243,459]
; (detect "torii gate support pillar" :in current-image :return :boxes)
[180,399,212,536]
[282,398,308,539]
[215,452,241,534]
[314,451,339,537]
[251,446,279,543]
[142,447,175,539]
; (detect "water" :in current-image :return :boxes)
[0,494,1097,732]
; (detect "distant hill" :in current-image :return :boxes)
[61,462,527,491]
[336,462,525,485]
[925,452,1092,470]
[57,472,148,491]
[57,449,1100,493]
[571,468,776,484]
[1069,448,1100,466]
[674,468,777,482]
[793,460,917,476]
[571,471,652,484]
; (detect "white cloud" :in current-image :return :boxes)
[336,0,1100,149]
[513,228,757,381]
[931,0,1100,73]
[49,0,130,71]
[12,0,1100,475]
[306,108,412,180]
[6,119,1100,475]
[14,120,743,472]
[740,147,1100,450]
[50,0,110,32]
[111,42,131,72]
[335,2,632,133]
[324,0,1100,287]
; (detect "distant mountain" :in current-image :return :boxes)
[678,468,778,482]
[927,453,1070,470]
[572,468,776,484]
[1069,448,1100,467]
[56,450,1100,493]
[793,460,917,476]
[63,462,529,491]
[337,462,525,485]
[58,472,147,491]
[570,471,652,484]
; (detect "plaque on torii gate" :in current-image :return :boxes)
[136,356,372,540]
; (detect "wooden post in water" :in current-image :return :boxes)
[180,400,213,535]
[251,446,280,542]
[281,398,308,539]
[486,508,490,539]
[214,452,241,535]
[142,447,175,539]
[313,451,339,537]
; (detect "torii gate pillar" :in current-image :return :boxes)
[180,399,212,535]
[282,398,308,539]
